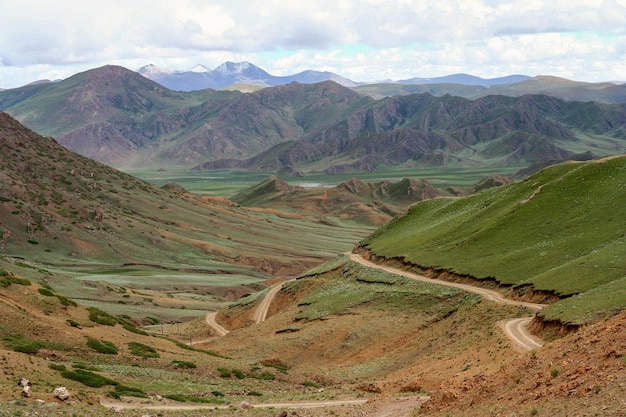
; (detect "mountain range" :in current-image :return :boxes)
[138,61,359,91]
[135,61,626,104]
[1,65,625,172]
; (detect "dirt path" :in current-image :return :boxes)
[253,281,288,324]
[346,252,546,351]
[100,398,369,411]
[205,311,229,336]
[501,317,544,351]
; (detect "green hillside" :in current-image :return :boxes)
[360,156,626,324]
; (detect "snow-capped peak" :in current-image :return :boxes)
[137,64,172,77]
[189,64,211,73]
[215,61,254,75]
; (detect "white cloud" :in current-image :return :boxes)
[1,0,625,87]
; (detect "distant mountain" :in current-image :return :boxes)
[138,61,359,91]
[397,73,530,86]
[193,92,626,173]
[354,75,626,103]
[231,176,459,226]
[1,65,625,172]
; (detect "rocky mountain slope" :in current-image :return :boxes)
[0,112,373,316]
[230,174,516,227]
[1,66,625,172]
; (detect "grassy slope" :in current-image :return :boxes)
[215,259,524,386]
[361,156,626,324]
[0,112,373,322]
[0,273,364,413]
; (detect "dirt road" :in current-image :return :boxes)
[205,311,229,336]
[346,252,546,351]
[253,279,294,324]
[100,398,369,411]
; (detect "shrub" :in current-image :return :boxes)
[66,319,81,328]
[248,391,263,396]
[87,337,119,355]
[3,276,31,286]
[232,368,245,379]
[112,384,149,399]
[264,363,289,374]
[57,295,77,307]
[87,307,117,326]
[217,368,231,378]
[121,323,148,336]
[211,390,225,397]
[38,288,55,296]
[61,369,116,388]
[254,372,275,380]
[128,342,159,358]
[3,336,47,354]
[163,394,224,404]
[48,363,67,372]
[172,360,197,369]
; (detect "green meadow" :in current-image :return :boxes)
[125,165,526,197]
[362,157,626,324]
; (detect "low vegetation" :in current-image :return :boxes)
[361,157,626,324]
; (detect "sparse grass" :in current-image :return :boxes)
[295,261,473,322]
[3,336,47,354]
[162,394,225,404]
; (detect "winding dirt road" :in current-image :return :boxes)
[205,311,229,336]
[204,253,546,351]
[345,252,547,351]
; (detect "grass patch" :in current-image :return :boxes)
[38,287,55,296]
[3,336,47,354]
[162,394,225,404]
[128,341,159,358]
[60,369,116,387]
[86,337,119,355]
[0,275,31,287]
[87,307,118,326]
[172,360,197,369]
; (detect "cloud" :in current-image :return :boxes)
[1,0,625,87]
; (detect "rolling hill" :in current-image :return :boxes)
[0,112,373,322]
[359,156,626,325]
[354,75,626,103]
[1,66,625,173]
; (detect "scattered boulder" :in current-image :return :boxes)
[238,400,254,410]
[53,386,70,401]
[17,377,32,398]
[17,377,32,387]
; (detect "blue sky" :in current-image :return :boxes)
[1,0,625,89]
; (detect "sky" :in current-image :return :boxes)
[1,0,626,89]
